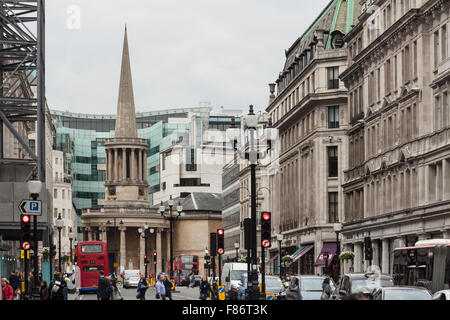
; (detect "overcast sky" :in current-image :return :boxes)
[47,0,330,114]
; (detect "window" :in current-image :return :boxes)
[29,139,36,154]
[328,192,338,223]
[328,146,338,177]
[385,59,391,94]
[53,188,57,199]
[434,30,440,70]
[328,106,339,128]
[62,208,65,218]
[53,208,57,218]
[62,189,65,199]
[442,25,447,62]
[186,148,197,171]
[327,67,339,89]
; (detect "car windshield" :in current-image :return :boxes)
[265,277,283,288]
[231,270,247,281]
[352,278,393,293]
[384,289,431,300]
[301,278,335,291]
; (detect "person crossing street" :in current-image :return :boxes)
[155,274,166,300]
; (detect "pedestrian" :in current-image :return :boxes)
[163,273,173,300]
[39,280,49,300]
[110,278,123,300]
[97,270,111,300]
[189,272,195,288]
[49,272,66,300]
[155,274,166,300]
[237,276,246,300]
[9,271,19,292]
[1,278,14,300]
[321,277,333,300]
[199,276,211,300]
[136,273,148,300]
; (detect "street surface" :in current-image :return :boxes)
[73,285,203,300]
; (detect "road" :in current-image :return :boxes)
[74,285,203,300]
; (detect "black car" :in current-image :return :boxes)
[286,275,336,300]
[331,273,394,300]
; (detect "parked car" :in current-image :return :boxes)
[240,274,286,300]
[286,275,336,300]
[123,269,140,288]
[331,273,394,300]
[371,287,432,300]
[221,262,248,300]
[432,290,450,300]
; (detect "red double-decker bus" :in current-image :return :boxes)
[76,241,109,293]
[172,254,199,285]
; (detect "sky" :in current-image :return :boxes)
[47,0,331,114]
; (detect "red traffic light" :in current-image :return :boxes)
[261,239,271,248]
[153,252,157,256]
[262,212,270,221]
[217,248,224,255]
[22,241,31,250]
[217,229,224,236]
[21,215,30,223]
[144,255,147,259]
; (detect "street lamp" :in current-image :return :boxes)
[276,234,283,278]
[55,215,64,273]
[333,223,343,282]
[27,169,42,299]
[226,105,277,300]
[234,242,239,262]
[138,224,150,279]
[160,195,182,280]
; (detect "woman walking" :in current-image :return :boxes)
[1,278,14,300]
[110,278,123,300]
[39,280,49,300]
[199,276,211,300]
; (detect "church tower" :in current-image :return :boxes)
[104,27,149,208]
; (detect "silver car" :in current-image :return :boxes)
[123,270,141,288]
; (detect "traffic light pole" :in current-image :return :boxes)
[144,235,148,279]
[261,247,265,298]
[24,249,29,299]
[218,255,222,286]
[33,215,39,299]
[249,161,258,300]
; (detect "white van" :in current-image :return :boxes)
[221,263,248,300]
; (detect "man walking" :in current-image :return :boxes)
[162,273,173,300]
[97,271,111,300]
[136,273,148,300]
[155,274,166,300]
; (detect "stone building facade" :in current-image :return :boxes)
[266,0,358,275]
[339,0,450,274]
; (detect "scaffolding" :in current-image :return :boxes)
[0,0,45,182]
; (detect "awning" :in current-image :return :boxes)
[314,242,337,267]
[291,244,314,263]
[290,246,305,260]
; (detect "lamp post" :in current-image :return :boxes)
[276,234,283,278]
[226,105,277,300]
[234,243,239,262]
[55,215,64,273]
[68,228,74,264]
[106,219,123,274]
[160,196,182,279]
[138,224,149,279]
[27,170,42,299]
[333,223,343,282]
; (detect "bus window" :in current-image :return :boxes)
[81,244,103,253]
[82,266,104,272]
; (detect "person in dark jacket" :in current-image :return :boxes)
[162,273,173,300]
[9,271,20,292]
[321,277,333,300]
[40,280,49,300]
[97,271,111,300]
[199,276,211,300]
[136,274,148,300]
[49,273,66,300]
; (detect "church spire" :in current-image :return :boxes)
[115,26,137,138]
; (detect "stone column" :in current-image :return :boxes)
[156,228,162,274]
[131,148,136,180]
[418,233,428,241]
[382,238,390,274]
[139,231,145,274]
[372,240,379,268]
[122,148,127,180]
[442,230,449,239]
[105,149,109,181]
[119,226,127,270]
[100,227,107,243]
[354,242,363,273]
[114,148,118,181]
[143,150,147,182]
[138,149,143,181]
[443,159,450,200]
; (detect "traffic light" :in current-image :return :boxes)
[144,255,149,264]
[153,251,157,262]
[217,229,224,255]
[261,211,271,248]
[364,237,373,261]
[20,214,32,250]
[210,232,217,256]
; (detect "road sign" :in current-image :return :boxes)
[218,286,225,300]
[323,252,329,260]
[19,200,42,216]
[22,242,31,250]
[266,294,276,300]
